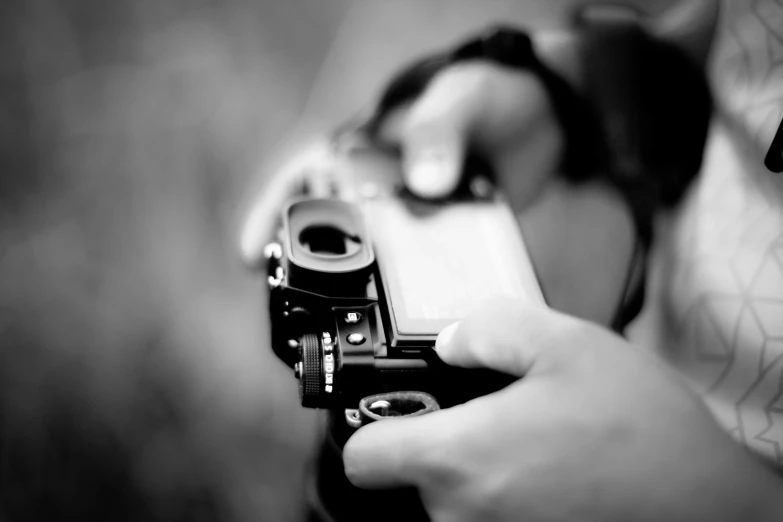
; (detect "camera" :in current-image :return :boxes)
[263,146,545,425]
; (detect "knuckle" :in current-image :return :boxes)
[547,320,608,372]
[551,319,590,353]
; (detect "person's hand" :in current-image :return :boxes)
[373,59,564,205]
[372,58,636,326]
[343,299,783,522]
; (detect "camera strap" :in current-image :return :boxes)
[573,8,713,329]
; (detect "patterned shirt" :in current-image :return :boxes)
[631,0,783,467]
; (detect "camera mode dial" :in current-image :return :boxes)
[298,332,338,408]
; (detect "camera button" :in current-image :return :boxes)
[347,333,366,345]
[345,312,362,324]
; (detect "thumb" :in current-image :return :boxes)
[395,61,555,200]
[344,300,605,490]
[435,298,599,377]
[343,403,473,489]
[397,64,490,199]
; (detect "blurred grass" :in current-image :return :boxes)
[0,1,354,521]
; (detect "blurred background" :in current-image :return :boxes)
[0,1,572,521]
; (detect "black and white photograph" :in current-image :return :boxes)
[1,1,782,521]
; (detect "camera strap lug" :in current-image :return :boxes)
[264,242,285,288]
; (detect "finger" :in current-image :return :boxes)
[344,401,479,490]
[391,64,491,199]
[383,62,555,200]
[435,298,601,378]
[239,141,336,269]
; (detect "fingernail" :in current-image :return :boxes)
[406,150,459,198]
[435,322,459,352]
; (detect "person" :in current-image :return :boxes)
[241,0,783,520]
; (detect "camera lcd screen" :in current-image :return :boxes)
[365,198,546,336]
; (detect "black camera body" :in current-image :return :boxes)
[265,173,546,423]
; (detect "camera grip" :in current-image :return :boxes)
[317,369,516,521]
[430,360,519,409]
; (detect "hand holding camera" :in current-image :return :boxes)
[264,180,543,418]
[344,299,783,522]
[236,18,781,520]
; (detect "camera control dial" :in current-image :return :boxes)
[297,332,340,408]
[298,334,322,407]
